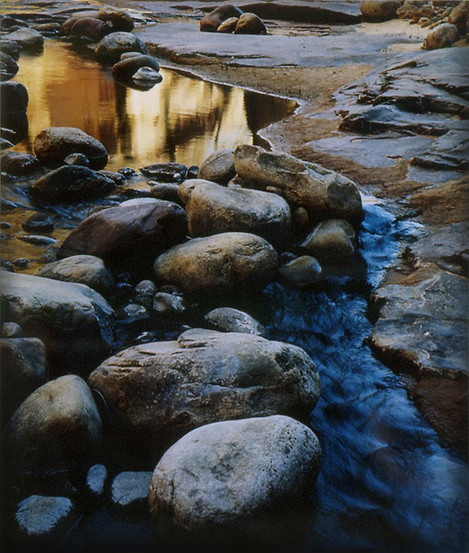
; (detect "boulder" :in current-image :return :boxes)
[112,55,160,81]
[449,1,469,33]
[0,51,18,81]
[198,149,235,184]
[31,165,115,203]
[200,4,244,32]
[153,232,278,295]
[233,145,363,225]
[0,81,28,113]
[278,255,322,288]
[6,375,102,487]
[423,23,459,50]
[0,337,48,424]
[70,17,110,41]
[59,199,188,274]
[204,307,266,336]
[301,219,356,263]
[177,178,212,204]
[95,32,148,64]
[0,151,39,175]
[0,272,114,373]
[97,8,134,32]
[88,329,320,456]
[0,39,21,60]
[140,162,188,182]
[184,181,291,248]
[15,496,78,543]
[148,415,321,539]
[111,471,152,518]
[62,16,78,36]
[2,28,43,52]
[36,255,114,294]
[234,13,267,35]
[360,0,400,21]
[34,127,108,170]
[217,17,239,33]
[150,183,179,203]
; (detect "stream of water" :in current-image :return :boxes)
[3,39,468,552]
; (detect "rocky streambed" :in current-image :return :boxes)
[0,0,468,551]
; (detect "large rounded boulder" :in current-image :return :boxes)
[234,13,266,35]
[153,232,278,295]
[95,32,148,64]
[88,328,320,456]
[184,181,291,248]
[423,23,459,50]
[0,271,114,374]
[148,415,321,539]
[6,375,102,492]
[70,17,111,41]
[233,145,363,225]
[33,127,108,170]
[59,199,188,274]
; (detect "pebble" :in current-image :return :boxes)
[22,214,55,233]
[0,222,12,229]
[111,471,152,519]
[18,234,57,246]
[2,321,23,337]
[118,167,137,177]
[13,257,29,268]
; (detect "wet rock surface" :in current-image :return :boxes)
[31,165,116,203]
[34,127,108,170]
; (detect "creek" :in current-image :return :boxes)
[3,39,468,552]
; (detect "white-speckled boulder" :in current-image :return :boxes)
[148,415,321,540]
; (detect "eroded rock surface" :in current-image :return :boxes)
[88,328,320,455]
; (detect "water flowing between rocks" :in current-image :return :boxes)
[3,40,467,552]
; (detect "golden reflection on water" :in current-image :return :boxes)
[15,41,297,169]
